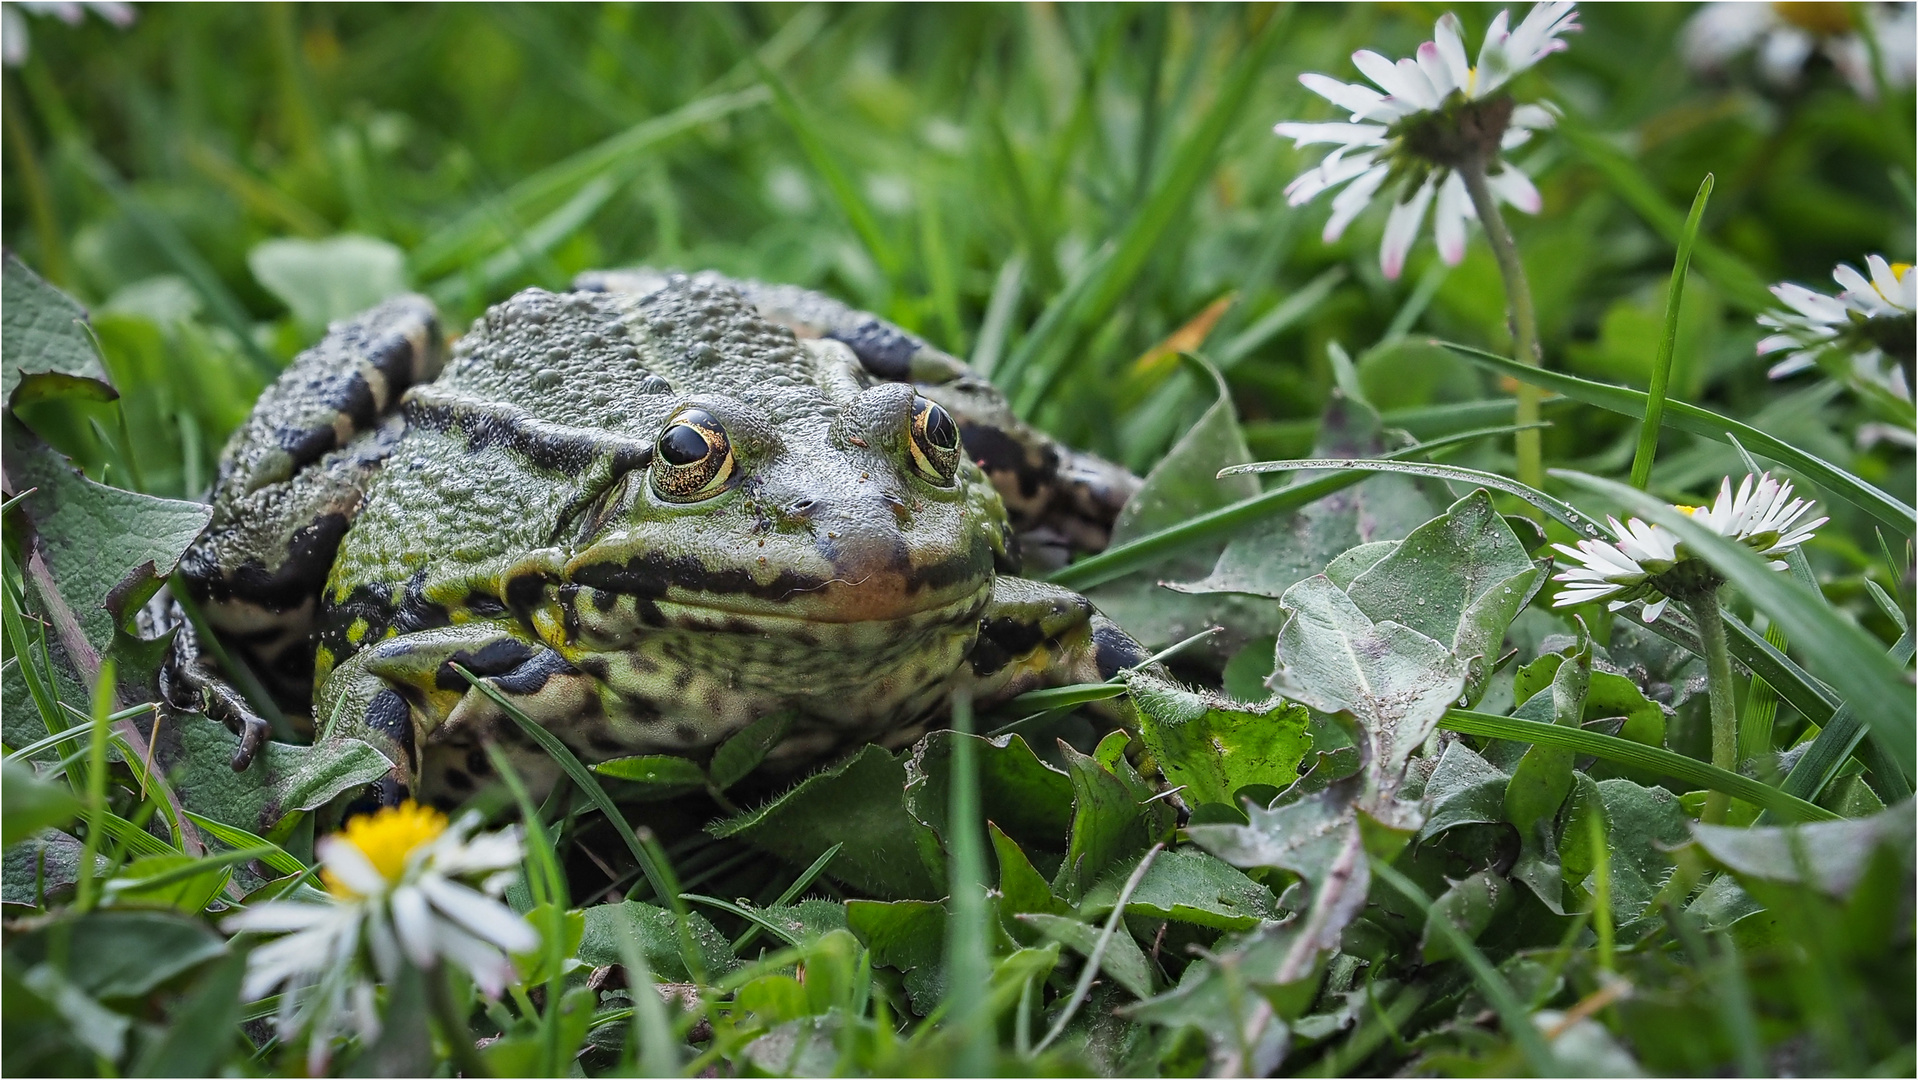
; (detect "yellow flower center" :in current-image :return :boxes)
[1771,2,1854,35]
[1894,263,1913,279]
[1673,504,1702,516]
[323,802,447,897]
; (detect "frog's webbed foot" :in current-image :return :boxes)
[156,596,276,771]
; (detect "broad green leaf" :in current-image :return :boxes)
[146,712,390,834]
[990,823,1069,924]
[904,730,1074,864]
[2,254,115,408]
[1119,923,1304,1074]
[247,235,408,333]
[1,830,106,907]
[708,709,795,792]
[1078,845,1283,931]
[1418,740,1510,841]
[8,909,225,999]
[1017,912,1156,998]
[1,759,81,847]
[709,744,943,900]
[1443,345,1917,535]
[131,946,247,1077]
[1346,490,1544,704]
[1692,803,1915,900]
[1421,870,1512,963]
[1224,455,1610,542]
[1503,627,1589,910]
[12,964,130,1062]
[576,901,738,982]
[591,754,709,800]
[1052,739,1173,904]
[1170,394,1447,604]
[4,418,210,660]
[1555,471,1916,779]
[102,852,233,913]
[1588,778,1691,926]
[845,898,947,1014]
[1272,576,1465,800]
[1125,673,1310,808]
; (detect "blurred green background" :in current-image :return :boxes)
[3,2,1911,521]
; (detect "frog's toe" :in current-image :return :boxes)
[229,712,272,772]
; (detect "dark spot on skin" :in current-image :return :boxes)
[559,585,581,639]
[505,573,546,615]
[365,688,417,772]
[957,421,1057,500]
[443,768,473,792]
[404,398,651,477]
[492,649,578,695]
[577,656,610,681]
[464,592,508,619]
[672,668,694,693]
[466,748,490,775]
[336,372,378,432]
[434,638,537,691]
[827,317,923,380]
[969,615,1049,677]
[1092,623,1149,680]
[280,425,337,473]
[588,733,624,753]
[674,724,699,745]
[590,587,617,612]
[392,574,452,635]
[187,512,352,612]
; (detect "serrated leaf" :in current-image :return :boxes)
[1017,912,1157,998]
[1271,575,1465,800]
[1079,846,1283,930]
[1421,869,1512,963]
[576,901,738,982]
[905,730,1074,864]
[144,712,390,834]
[1346,490,1543,705]
[1124,672,1311,809]
[3,254,115,408]
[709,744,942,900]
[1052,740,1173,904]
[591,754,708,800]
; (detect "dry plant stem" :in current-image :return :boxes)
[1685,594,1738,825]
[1460,156,1544,495]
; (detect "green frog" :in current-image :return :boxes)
[167,270,1151,817]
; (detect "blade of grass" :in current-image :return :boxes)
[484,743,567,1077]
[971,255,1026,378]
[454,665,707,983]
[408,86,771,279]
[681,893,805,948]
[1554,470,1916,779]
[1443,709,1835,822]
[183,811,308,876]
[731,842,842,951]
[1370,857,1559,1075]
[1737,620,1786,768]
[432,173,619,302]
[943,691,992,1075]
[1630,174,1713,490]
[1031,842,1162,1056]
[74,661,114,912]
[1216,267,1348,369]
[1051,422,1557,591]
[1767,631,1915,819]
[1215,446,1605,532]
[611,914,680,1078]
[1440,339,1917,535]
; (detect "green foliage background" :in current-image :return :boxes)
[1,3,1913,1077]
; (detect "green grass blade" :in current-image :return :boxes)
[1370,857,1560,1074]
[681,893,805,948]
[1553,470,1916,780]
[1441,709,1836,822]
[1769,632,1916,816]
[408,86,771,279]
[971,254,1026,378]
[1215,266,1347,369]
[1050,422,1557,591]
[1440,339,1917,535]
[1218,451,1607,536]
[943,692,992,1075]
[1630,174,1712,490]
[731,842,841,951]
[183,811,308,876]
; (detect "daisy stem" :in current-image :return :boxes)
[1459,157,1544,497]
[1685,594,1738,826]
[426,965,492,1079]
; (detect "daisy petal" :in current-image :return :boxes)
[1380,176,1436,280]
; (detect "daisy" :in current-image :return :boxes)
[1,1,134,67]
[223,803,537,1072]
[1684,2,1917,101]
[1552,473,1825,622]
[1273,2,1578,278]
[1759,255,1915,410]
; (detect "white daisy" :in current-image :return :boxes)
[223,803,537,1073]
[1273,2,1577,278]
[1759,255,1915,406]
[1,1,134,67]
[1684,2,1917,101]
[1552,473,1824,621]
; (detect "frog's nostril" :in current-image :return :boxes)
[786,497,819,519]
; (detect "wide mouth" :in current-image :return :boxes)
[639,578,993,628]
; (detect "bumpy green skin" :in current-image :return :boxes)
[176,272,1149,814]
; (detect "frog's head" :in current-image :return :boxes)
[560,375,1008,635]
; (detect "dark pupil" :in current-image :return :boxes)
[659,424,709,466]
[920,403,957,450]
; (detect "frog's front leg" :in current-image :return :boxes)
[964,576,1155,715]
[317,624,583,818]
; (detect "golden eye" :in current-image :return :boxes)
[650,408,735,502]
[907,396,960,485]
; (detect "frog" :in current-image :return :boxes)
[165,270,1154,819]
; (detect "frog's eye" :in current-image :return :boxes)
[907,396,960,485]
[650,408,735,502]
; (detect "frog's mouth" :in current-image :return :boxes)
[564,544,994,627]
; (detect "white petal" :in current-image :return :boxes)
[1434,13,1472,91]
[317,836,389,898]
[1416,40,1459,98]
[1393,56,1443,109]
[1771,283,1848,324]
[1684,2,1775,69]
[223,901,336,934]
[1867,254,1912,312]
[1641,597,1670,623]
[1759,26,1815,85]
[1352,49,1414,98]
[1477,9,1513,76]
[1286,150,1379,206]
[1510,103,1557,131]
[1434,172,1471,265]
[1755,332,1803,355]
[1298,72,1387,118]
[1379,177,1437,280]
[1273,121,1387,148]
[1322,164,1390,241]
[419,876,540,955]
[390,884,439,970]
[1767,351,1820,379]
[1487,165,1543,214]
[432,919,516,998]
